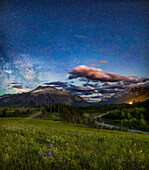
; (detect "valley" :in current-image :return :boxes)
[0,86,149,169]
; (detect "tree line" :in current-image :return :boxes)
[41,104,99,128]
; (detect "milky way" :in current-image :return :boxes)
[0,0,149,102]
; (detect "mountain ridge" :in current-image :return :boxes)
[100,86,149,104]
[0,86,90,107]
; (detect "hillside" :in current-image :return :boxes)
[0,118,149,169]
[100,87,149,104]
[0,86,90,107]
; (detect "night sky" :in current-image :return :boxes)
[0,0,149,102]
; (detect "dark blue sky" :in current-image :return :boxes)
[0,0,149,102]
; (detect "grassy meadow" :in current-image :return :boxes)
[0,118,149,170]
[0,108,40,117]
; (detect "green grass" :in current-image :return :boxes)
[37,112,63,121]
[0,108,40,117]
[0,118,149,170]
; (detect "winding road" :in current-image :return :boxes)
[94,112,149,134]
[27,110,149,134]
[28,111,42,118]
[94,112,109,118]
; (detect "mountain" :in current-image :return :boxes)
[100,86,149,104]
[0,86,90,107]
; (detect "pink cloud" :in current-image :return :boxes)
[99,60,108,64]
[69,65,136,82]
[90,64,95,67]
[131,75,138,78]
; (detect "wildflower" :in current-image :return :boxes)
[48,151,52,158]
[41,152,44,158]
[50,144,53,149]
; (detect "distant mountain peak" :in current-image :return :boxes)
[99,86,149,104]
[35,85,56,90]
[0,85,90,107]
[31,86,58,94]
[129,86,149,95]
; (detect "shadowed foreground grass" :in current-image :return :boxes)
[0,118,149,170]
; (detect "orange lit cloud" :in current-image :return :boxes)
[99,60,108,64]
[90,64,95,67]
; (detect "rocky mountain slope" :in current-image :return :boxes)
[100,86,149,104]
[0,86,90,107]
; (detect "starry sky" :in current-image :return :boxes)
[0,0,149,102]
